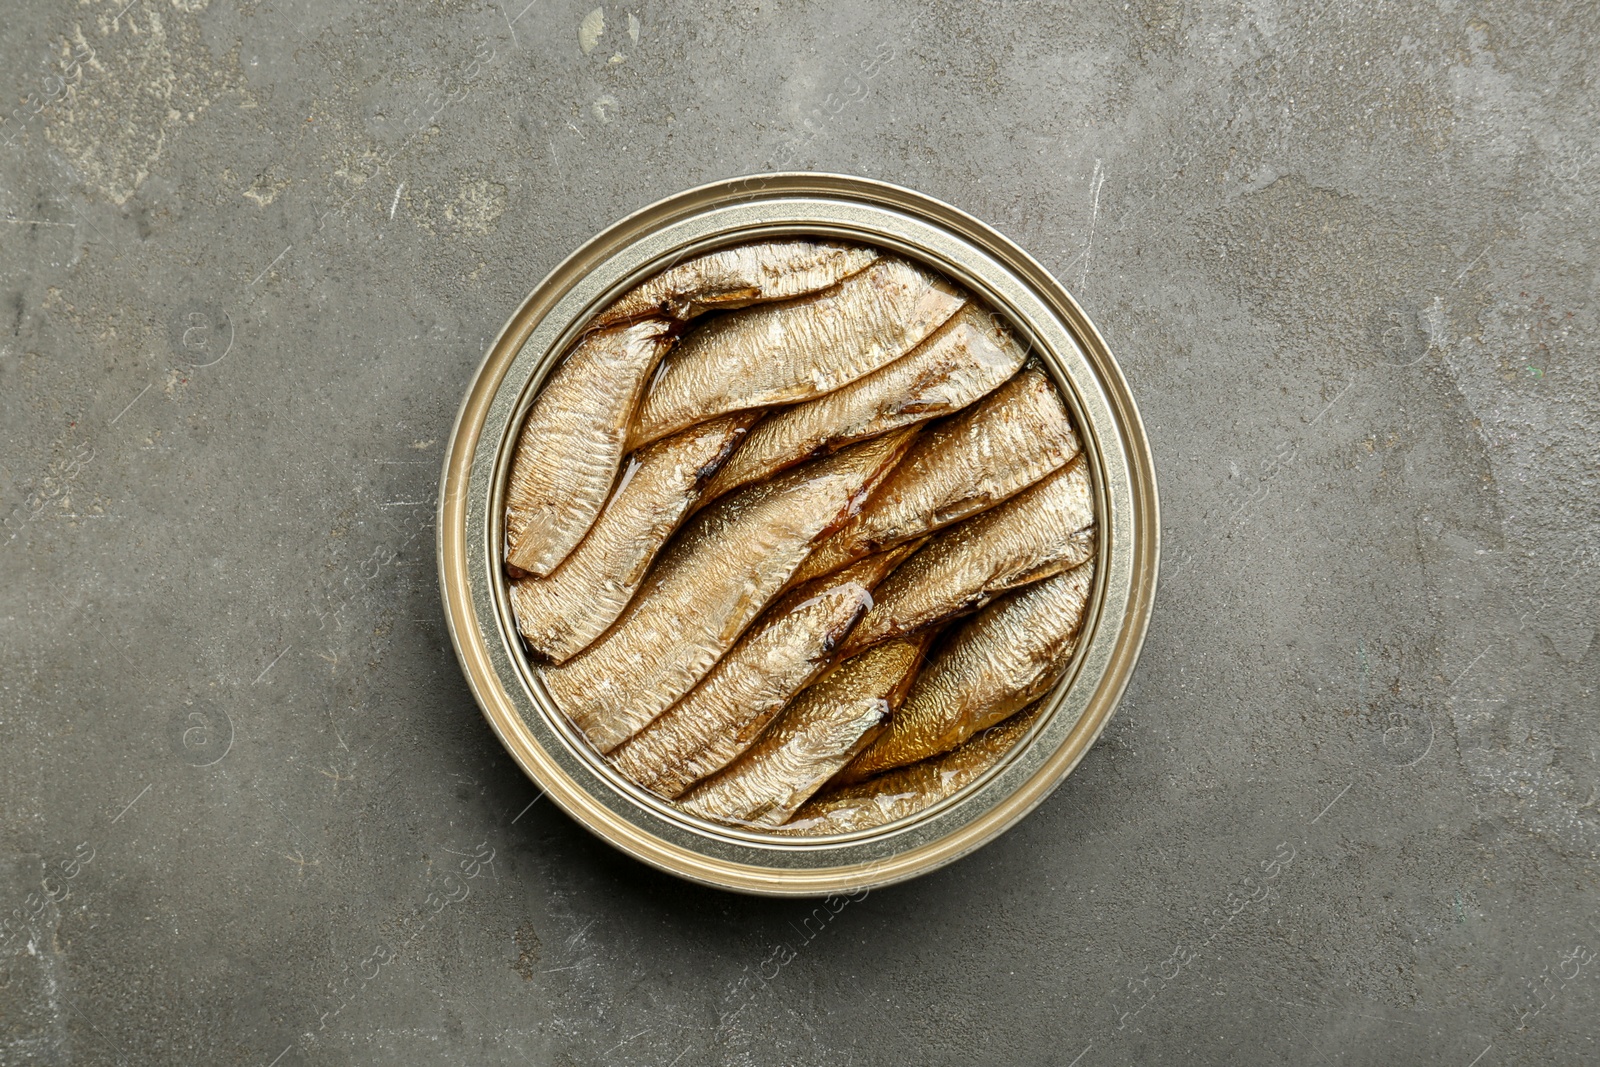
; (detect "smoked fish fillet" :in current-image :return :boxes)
[542,428,917,753]
[610,580,873,799]
[698,303,1026,503]
[628,257,964,448]
[509,413,758,664]
[787,363,1080,587]
[592,239,878,329]
[838,457,1096,656]
[777,703,1044,835]
[505,319,676,576]
[837,561,1095,783]
[678,632,931,826]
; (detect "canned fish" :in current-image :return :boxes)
[438,175,1158,895]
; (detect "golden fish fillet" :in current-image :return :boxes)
[591,239,878,328]
[504,319,676,576]
[698,303,1027,503]
[508,413,759,664]
[775,536,927,607]
[610,580,873,799]
[837,457,1096,657]
[837,561,1095,783]
[542,428,917,753]
[677,631,932,827]
[786,362,1080,587]
[628,257,965,449]
[777,702,1043,836]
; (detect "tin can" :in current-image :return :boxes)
[437,174,1158,895]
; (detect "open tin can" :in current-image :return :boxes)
[438,174,1158,895]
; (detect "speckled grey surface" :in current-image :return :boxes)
[2,1,1596,1064]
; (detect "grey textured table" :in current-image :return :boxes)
[2,2,1596,1064]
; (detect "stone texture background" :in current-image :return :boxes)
[2,1,1596,1064]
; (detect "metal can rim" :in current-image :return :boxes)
[437,173,1159,896]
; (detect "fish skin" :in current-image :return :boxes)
[505,318,676,576]
[776,536,926,606]
[677,631,932,827]
[542,428,918,753]
[698,303,1027,504]
[628,257,965,449]
[591,240,879,329]
[837,561,1095,783]
[776,702,1043,836]
[837,456,1096,657]
[509,412,759,664]
[610,580,873,799]
[786,363,1080,588]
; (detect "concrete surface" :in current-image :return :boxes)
[2,0,1596,1063]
